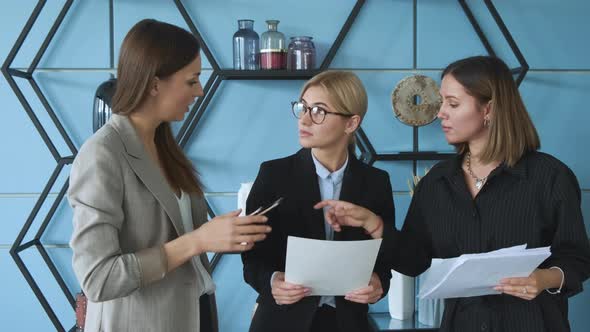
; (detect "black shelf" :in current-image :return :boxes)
[357,0,528,173]
[219,69,323,80]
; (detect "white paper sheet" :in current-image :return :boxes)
[285,236,382,296]
[418,244,551,299]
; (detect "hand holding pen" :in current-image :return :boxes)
[189,197,282,253]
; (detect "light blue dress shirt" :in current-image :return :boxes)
[312,152,348,308]
[270,152,348,308]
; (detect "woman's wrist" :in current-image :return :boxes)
[364,216,383,238]
[162,234,196,273]
[187,229,205,256]
[543,267,565,293]
[362,214,378,231]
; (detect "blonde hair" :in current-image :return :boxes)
[442,56,540,167]
[299,71,368,153]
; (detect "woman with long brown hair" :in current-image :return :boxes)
[315,56,590,331]
[68,19,270,332]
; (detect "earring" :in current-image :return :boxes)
[484,118,490,127]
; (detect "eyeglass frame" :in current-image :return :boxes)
[291,101,354,125]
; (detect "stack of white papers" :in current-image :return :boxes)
[417,244,551,299]
[285,236,382,296]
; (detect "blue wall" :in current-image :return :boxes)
[1,0,589,331]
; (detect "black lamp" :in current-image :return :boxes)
[92,78,117,132]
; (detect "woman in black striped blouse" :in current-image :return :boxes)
[315,55,590,331]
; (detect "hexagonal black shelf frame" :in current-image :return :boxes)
[1,0,527,331]
[0,0,365,330]
[355,0,529,177]
[2,0,79,331]
[173,0,367,272]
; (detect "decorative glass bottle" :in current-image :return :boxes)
[287,36,316,70]
[233,19,259,70]
[260,20,286,70]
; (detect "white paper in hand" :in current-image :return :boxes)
[285,236,382,296]
[418,244,551,299]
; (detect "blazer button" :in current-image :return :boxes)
[481,322,488,331]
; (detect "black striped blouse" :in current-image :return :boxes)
[383,151,590,332]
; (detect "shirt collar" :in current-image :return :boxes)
[500,153,529,179]
[311,151,348,185]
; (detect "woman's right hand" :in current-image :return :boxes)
[314,200,384,238]
[192,209,271,254]
[271,272,310,305]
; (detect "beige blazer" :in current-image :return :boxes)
[68,114,217,332]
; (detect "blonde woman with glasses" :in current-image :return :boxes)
[241,71,394,332]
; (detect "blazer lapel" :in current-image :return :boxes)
[296,149,326,240]
[109,114,185,236]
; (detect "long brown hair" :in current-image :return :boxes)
[300,71,368,155]
[112,19,203,195]
[442,56,540,167]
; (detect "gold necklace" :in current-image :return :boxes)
[466,152,487,190]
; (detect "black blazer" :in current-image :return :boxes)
[241,148,395,332]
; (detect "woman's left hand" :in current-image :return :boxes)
[494,269,548,300]
[344,273,383,304]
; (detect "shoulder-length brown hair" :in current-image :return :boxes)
[112,19,203,195]
[442,56,540,167]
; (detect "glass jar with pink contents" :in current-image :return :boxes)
[260,20,286,70]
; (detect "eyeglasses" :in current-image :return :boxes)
[291,101,353,125]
